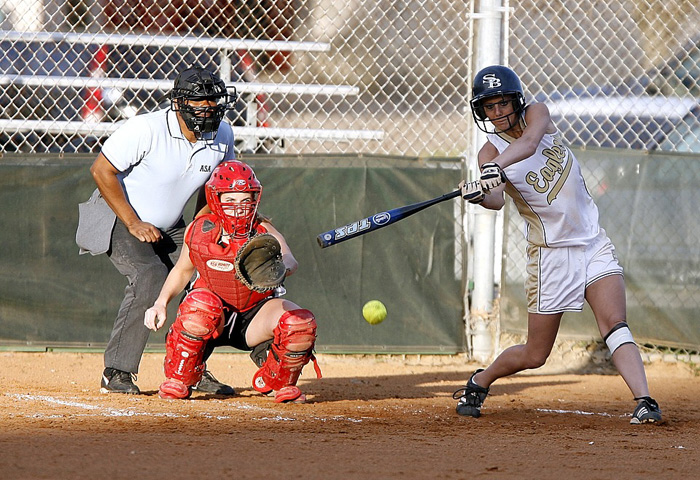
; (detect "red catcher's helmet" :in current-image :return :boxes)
[205,160,262,238]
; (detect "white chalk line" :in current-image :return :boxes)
[536,407,626,418]
[5,393,366,423]
[7,393,186,418]
[6,394,634,421]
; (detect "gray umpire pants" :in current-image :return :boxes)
[104,218,185,374]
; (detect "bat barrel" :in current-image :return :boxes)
[316,189,461,249]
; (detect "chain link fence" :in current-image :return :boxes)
[513,0,700,153]
[1,1,699,155]
[1,0,699,358]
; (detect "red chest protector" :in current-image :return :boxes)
[187,214,273,311]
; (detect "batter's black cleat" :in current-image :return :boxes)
[453,369,489,418]
[192,370,235,396]
[100,368,140,394]
[630,396,662,424]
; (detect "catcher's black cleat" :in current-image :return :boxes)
[453,369,489,418]
[192,370,236,396]
[630,396,662,424]
[100,368,140,394]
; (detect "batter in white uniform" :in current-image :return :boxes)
[453,65,662,425]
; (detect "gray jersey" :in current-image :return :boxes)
[101,109,235,229]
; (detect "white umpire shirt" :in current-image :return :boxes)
[101,108,235,229]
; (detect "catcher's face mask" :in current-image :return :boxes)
[170,66,236,139]
[206,160,262,238]
[220,192,258,236]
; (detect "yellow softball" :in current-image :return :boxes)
[362,300,387,325]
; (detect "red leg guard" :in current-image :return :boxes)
[160,289,223,399]
[252,309,322,402]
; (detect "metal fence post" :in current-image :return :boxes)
[469,0,506,363]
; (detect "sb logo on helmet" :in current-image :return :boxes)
[483,73,502,89]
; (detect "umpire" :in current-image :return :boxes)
[77,66,237,394]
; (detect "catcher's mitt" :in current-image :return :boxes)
[234,233,286,292]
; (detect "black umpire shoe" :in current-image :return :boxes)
[100,367,140,394]
[192,370,236,396]
[453,369,490,417]
[630,396,663,424]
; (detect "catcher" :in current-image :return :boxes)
[144,160,321,403]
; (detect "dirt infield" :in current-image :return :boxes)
[0,352,697,479]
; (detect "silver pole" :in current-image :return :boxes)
[469,0,504,363]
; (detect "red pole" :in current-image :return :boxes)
[81,45,108,123]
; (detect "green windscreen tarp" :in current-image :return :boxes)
[0,154,466,353]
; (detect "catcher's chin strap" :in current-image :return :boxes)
[162,289,224,392]
[252,309,322,397]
